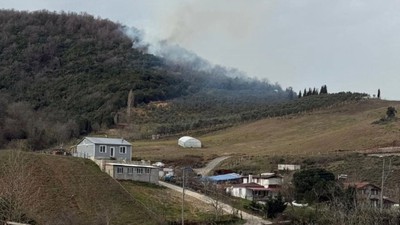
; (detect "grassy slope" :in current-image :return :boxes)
[120,181,218,223]
[0,151,232,225]
[134,99,400,161]
[0,151,163,225]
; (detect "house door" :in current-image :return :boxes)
[110,147,115,157]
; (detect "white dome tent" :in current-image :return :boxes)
[178,136,202,148]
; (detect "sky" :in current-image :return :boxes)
[2,0,400,100]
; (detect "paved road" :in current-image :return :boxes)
[159,181,272,225]
[194,156,231,176]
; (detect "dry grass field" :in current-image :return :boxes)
[133,99,400,194]
[134,99,400,163]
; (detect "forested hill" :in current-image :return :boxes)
[0,10,289,149]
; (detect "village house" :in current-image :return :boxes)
[226,183,279,201]
[343,182,396,208]
[105,163,159,184]
[242,173,283,188]
[75,137,132,161]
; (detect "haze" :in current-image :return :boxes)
[2,0,400,100]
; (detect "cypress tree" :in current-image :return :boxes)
[312,88,317,95]
[378,89,381,99]
[307,88,312,96]
[298,91,302,98]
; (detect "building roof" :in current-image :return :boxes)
[343,182,380,190]
[84,137,131,146]
[106,163,157,169]
[231,183,264,188]
[178,136,200,142]
[207,173,242,182]
[251,174,283,179]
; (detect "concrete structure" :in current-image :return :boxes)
[226,183,279,201]
[76,137,132,161]
[178,136,202,148]
[278,164,301,171]
[243,174,283,188]
[105,163,159,184]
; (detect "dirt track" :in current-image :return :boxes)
[159,181,271,225]
[194,156,231,176]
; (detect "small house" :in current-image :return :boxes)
[243,174,283,188]
[343,182,396,208]
[105,163,159,184]
[178,136,202,148]
[226,183,279,201]
[76,137,132,161]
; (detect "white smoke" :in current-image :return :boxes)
[121,1,273,80]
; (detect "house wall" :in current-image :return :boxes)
[360,185,380,198]
[229,187,253,200]
[259,178,282,187]
[93,144,132,160]
[76,138,132,160]
[76,139,95,159]
[106,165,159,184]
[243,177,282,188]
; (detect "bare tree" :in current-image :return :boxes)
[127,89,134,122]
[0,150,42,224]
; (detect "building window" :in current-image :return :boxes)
[128,167,133,174]
[145,168,151,174]
[117,167,123,174]
[99,145,106,153]
[119,146,126,154]
[137,168,143,174]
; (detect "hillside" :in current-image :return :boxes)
[134,98,400,193]
[134,99,400,161]
[0,150,163,224]
[0,151,224,225]
[0,10,289,150]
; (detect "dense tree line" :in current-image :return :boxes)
[298,85,328,98]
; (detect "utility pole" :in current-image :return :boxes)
[181,168,185,225]
[380,157,385,212]
[380,156,392,212]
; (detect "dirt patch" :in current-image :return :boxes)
[163,154,206,168]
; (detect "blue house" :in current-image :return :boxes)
[76,137,132,161]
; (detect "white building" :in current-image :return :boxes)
[242,174,283,188]
[75,137,132,161]
[278,164,301,171]
[178,136,202,148]
[226,183,279,201]
[105,163,159,184]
